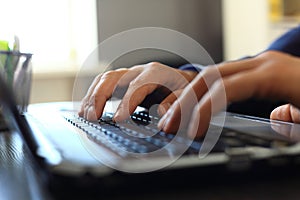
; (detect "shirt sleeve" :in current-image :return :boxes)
[178,63,207,72]
[267,26,300,57]
[179,25,300,72]
[228,28,300,117]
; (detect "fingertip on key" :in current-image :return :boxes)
[113,110,127,122]
[87,105,98,121]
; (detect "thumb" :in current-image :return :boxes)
[270,104,300,123]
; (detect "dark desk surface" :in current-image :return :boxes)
[2,128,300,200]
[0,131,49,200]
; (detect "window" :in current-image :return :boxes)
[0,0,97,73]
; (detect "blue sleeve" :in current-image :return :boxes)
[267,26,300,57]
[178,63,206,72]
[180,26,300,73]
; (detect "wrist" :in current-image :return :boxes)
[178,63,206,81]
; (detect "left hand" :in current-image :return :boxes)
[78,62,197,121]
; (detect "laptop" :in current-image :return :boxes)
[1,74,300,196]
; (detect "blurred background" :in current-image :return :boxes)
[0,0,299,104]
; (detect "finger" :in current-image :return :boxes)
[157,89,183,116]
[216,57,261,77]
[187,79,227,138]
[113,81,158,121]
[185,57,262,100]
[157,101,182,133]
[78,73,103,116]
[157,73,210,133]
[85,68,141,120]
[85,74,124,120]
[114,64,190,122]
[158,83,199,134]
[157,108,172,130]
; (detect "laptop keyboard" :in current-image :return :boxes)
[63,111,293,158]
[64,111,203,157]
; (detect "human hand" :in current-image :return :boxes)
[78,62,197,121]
[158,51,300,138]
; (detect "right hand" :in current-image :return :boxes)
[158,51,300,138]
[78,62,197,121]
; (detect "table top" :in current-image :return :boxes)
[0,131,49,200]
[0,128,300,200]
